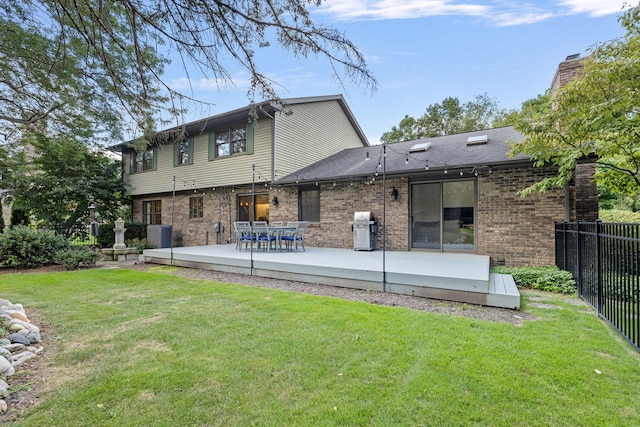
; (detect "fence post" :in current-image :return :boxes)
[576,220,583,295]
[596,220,603,315]
[563,221,568,271]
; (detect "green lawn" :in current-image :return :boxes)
[2,269,639,426]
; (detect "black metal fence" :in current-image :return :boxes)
[51,223,99,247]
[556,221,640,350]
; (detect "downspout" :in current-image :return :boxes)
[564,182,571,222]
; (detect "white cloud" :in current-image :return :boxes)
[316,0,631,24]
[558,0,630,17]
[317,0,489,21]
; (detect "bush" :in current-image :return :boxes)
[56,247,101,270]
[492,265,576,294]
[0,226,69,268]
[97,222,147,248]
[126,238,155,253]
[598,209,640,224]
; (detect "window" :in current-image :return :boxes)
[216,125,245,158]
[238,194,269,222]
[189,196,203,219]
[209,123,254,160]
[174,137,193,166]
[131,148,157,173]
[299,187,320,222]
[143,200,162,224]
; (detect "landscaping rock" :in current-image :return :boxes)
[0,347,13,363]
[26,331,41,344]
[3,343,25,353]
[8,323,24,332]
[12,351,37,367]
[8,333,30,346]
[0,354,14,376]
[6,310,28,322]
[0,298,45,417]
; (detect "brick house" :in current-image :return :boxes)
[111,57,597,267]
[108,95,370,246]
[269,55,597,267]
[272,125,597,267]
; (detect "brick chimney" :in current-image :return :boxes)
[551,54,598,221]
[550,54,584,98]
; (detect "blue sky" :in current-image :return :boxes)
[166,0,631,144]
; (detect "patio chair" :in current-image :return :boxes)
[253,221,277,252]
[281,221,308,251]
[233,221,253,251]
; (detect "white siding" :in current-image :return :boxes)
[274,100,366,179]
[124,118,273,195]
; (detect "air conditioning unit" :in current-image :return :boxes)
[147,225,173,248]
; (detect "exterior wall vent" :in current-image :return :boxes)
[466,135,488,146]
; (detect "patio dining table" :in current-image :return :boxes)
[269,225,298,251]
[245,224,298,252]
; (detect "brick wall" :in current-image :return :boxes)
[477,166,567,266]
[132,165,592,267]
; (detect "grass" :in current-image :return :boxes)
[2,269,640,426]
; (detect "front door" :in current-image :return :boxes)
[411,180,475,251]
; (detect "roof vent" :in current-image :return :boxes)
[409,142,432,152]
[466,135,488,146]
[565,53,580,61]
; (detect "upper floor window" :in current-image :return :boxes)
[216,126,245,158]
[209,123,254,160]
[299,187,320,222]
[130,147,157,174]
[174,137,194,166]
[189,196,204,219]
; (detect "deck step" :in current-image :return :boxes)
[487,273,521,309]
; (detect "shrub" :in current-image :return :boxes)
[56,247,101,270]
[126,238,155,253]
[598,209,640,224]
[97,222,147,248]
[0,226,69,268]
[492,265,576,294]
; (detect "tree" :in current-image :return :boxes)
[380,93,508,143]
[7,133,125,235]
[0,0,376,146]
[511,6,640,196]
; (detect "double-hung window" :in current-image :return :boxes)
[209,123,254,160]
[189,197,204,219]
[174,137,194,166]
[131,148,157,173]
[143,200,162,224]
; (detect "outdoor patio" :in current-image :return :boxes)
[141,245,520,309]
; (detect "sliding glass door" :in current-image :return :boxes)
[411,180,475,252]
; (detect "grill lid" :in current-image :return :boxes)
[353,211,373,222]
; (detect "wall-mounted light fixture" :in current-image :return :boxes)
[390,188,399,202]
[271,196,279,206]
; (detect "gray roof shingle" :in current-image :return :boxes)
[277,126,529,184]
